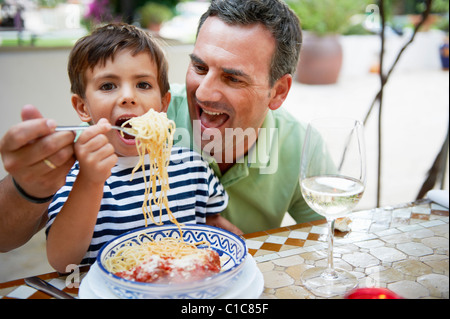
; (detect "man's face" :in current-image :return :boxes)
[186,17,279,170]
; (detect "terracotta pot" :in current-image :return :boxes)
[408,14,439,32]
[296,34,343,85]
[147,23,162,33]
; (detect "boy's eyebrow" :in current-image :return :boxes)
[93,73,156,81]
[189,53,252,82]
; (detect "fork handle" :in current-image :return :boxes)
[25,277,75,299]
[55,125,135,137]
[55,125,124,132]
[55,126,89,132]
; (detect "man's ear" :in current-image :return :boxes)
[161,91,172,113]
[71,94,92,122]
[268,74,292,111]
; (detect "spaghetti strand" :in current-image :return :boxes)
[121,109,177,229]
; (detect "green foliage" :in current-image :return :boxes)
[37,0,65,8]
[286,0,370,36]
[138,2,174,27]
[402,0,449,14]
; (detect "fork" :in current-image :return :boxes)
[25,276,75,299]
[55,125,137,137]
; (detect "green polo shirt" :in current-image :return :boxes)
[167,84,321,233]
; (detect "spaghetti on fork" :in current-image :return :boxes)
[121,109,177,228]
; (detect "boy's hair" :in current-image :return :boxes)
[197,0,302,88]
[68,23,170,98]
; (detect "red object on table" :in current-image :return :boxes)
[345,288,403,299]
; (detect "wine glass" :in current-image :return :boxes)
[300,117,366,297]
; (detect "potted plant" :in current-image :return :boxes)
[138,2,174,33]
[287,0,369,84]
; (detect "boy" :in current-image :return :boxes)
[46,23,229,273]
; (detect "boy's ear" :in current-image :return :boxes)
[161,92,171,113]
[268,74,292,111]
[71,94,92,122]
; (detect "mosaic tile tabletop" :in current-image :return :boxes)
[1,200,448,299]
[242,200,449,299]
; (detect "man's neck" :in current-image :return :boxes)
[217,161,235,175]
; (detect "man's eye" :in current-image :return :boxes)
[137,82,152,89]
[193,63,208,74]
[226,76,241,83]
[100,83,116,91]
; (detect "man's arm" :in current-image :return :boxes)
[0,105,75,252]
[0,175,49,252]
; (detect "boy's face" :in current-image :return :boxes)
[72,49,171,157]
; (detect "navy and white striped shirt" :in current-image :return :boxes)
[46,147,228,265]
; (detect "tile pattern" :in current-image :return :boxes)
[242,200,449,299]
[0,200,448,299]
[0,266,89,299]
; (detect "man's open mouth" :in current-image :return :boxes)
[198,106,229,129]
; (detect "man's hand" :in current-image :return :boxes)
[206,214,244,236]
[0,105,75,198]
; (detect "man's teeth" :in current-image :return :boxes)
[202,109,223,116]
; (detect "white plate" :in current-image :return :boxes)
[427,190,449,208]
[79,255,263,299]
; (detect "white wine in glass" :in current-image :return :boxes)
[300,117,366,297]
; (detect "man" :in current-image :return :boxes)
[168,0,320,233]
[0,0,320,251]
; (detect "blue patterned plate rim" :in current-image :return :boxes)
[96,224,247,289]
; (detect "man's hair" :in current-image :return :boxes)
[68,23,169,98]
[197,0,302,87]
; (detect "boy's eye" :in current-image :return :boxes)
[137,82,152,89]
[100,83,116,91]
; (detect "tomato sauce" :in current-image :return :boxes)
[115,249,221,284]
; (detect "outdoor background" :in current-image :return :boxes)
[0,0,448,282]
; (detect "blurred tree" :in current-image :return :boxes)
[107,0,185,24]
[37,0,65,8]
[135,0,182,9]
[113,0,137,24]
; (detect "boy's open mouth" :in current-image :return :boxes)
[115,117,135,140]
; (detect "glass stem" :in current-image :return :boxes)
[323,218,338,280]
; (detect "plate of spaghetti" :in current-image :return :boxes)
[96,224,247,299]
